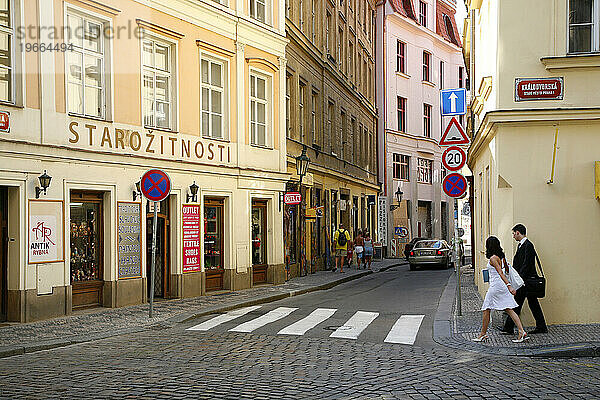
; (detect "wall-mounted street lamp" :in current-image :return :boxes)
[296,146,310,184]
[296,146,311,276]
[132,180,141,201]
[35,170,52,199]
[187,181,199,203]
[389,187,404,211]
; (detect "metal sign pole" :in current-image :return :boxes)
[149,201,158,318]
[454,198,462,316]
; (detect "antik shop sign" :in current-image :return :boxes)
[66,121,233,164]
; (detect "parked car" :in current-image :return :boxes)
[408,240,453,270]
[404,237,426,260]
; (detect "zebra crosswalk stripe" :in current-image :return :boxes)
[384,315,425,345]
[186,305,262,331]
[229,307,298,333]
[329,311,379,340]
[277,308,337,336]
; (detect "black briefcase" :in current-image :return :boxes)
[526,254,546,298]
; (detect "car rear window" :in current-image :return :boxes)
[414,240,442,249]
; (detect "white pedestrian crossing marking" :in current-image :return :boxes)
[277,308,337,336]
[329,311,379,340]
[384,315,425,345]
[229,307,298,333]
[186,306,262,331]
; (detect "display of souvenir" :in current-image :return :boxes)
[70,204,100,282]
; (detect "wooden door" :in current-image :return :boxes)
[252,201,267,284]
[204,199,224,291]
[146,199,170,298]
[70,191,104,308]
[0,187,7,321]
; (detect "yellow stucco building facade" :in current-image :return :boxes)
[464,0,600,324]
[0,0,289,321]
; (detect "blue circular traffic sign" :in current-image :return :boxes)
[442,173,467,198]
[140,169,171,202]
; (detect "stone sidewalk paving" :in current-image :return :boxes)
[434,266,600,357]
[0,259,404,359]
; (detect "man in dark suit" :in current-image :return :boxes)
[500,224,548,334]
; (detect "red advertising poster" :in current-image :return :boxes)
[182,204,201,273]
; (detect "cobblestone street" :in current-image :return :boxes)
[1,327,599,399]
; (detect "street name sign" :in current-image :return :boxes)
[439,117,470,146]
[442,173,468,198]
[442,146,467,171]
[440,88,467,116]
[140,169,171,202]
[515,77,563,101]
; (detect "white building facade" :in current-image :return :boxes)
[375,0,465,254]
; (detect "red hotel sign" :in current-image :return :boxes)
[284,192,302,205]
[515,77,563,101]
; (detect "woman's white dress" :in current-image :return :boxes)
[481,261,519,310]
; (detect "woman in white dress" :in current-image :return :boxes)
[473,236,529,343]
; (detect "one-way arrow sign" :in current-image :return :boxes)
[439,117,470,146]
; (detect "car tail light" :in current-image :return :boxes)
[410,251,414,256]
[437,250,442,255]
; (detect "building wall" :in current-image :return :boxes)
[0,0,288,321]
[284,0,380,273]
[377,0,464,251]
[466,0,600,324]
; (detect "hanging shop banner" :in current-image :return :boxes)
[117,202,142,279]
[378,197,388,244]
[182,204,201,273]
[28,200,64,264]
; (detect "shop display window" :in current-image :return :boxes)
[70,202,101,282]
[204,203,223,270]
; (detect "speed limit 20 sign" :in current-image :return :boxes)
[441,146,467,171]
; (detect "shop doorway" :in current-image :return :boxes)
[204,198,224,291]
[70,191,104,308]
[146,199,170,298]
[0,187,7,321]
[251,200,267,284]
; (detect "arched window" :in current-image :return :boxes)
[443,14,459,45]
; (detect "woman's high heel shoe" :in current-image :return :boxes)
[472,334,489,342]
[512,331,529,343]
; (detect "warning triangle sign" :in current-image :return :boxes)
[440,117,470,146]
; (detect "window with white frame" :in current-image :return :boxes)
[422,51,430,82]
[568,0,600,53]
[201,55,227,140]
[423,103,431,138]
[419,0,427,27]
[286,74,291,138]
[311,91,317,144]
[142,36,175,130]
[396,40,405,73]
[250,71,270,147]
[311,0,316,42]
[417,158,432,184]
[250,0,267,24]
[439,60,444,88]
[393,153,410,181]
[66,11,107,118]
[0,0,14,103]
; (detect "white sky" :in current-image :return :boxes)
[455,1,467,36]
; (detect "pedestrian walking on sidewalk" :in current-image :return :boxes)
[354,230,364,269]
[333,223,351,273]
[473,236,529,343]
[499,224,548,335]
[363,231,374,270]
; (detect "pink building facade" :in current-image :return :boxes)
[375,0,465,253]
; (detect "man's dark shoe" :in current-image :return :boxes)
[496,326,514,335]
[529,327,548,334]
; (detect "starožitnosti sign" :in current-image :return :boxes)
[378,197,388,245]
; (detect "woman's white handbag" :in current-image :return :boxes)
[508,265,524,290]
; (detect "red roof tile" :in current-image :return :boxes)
[436,1,462,47]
